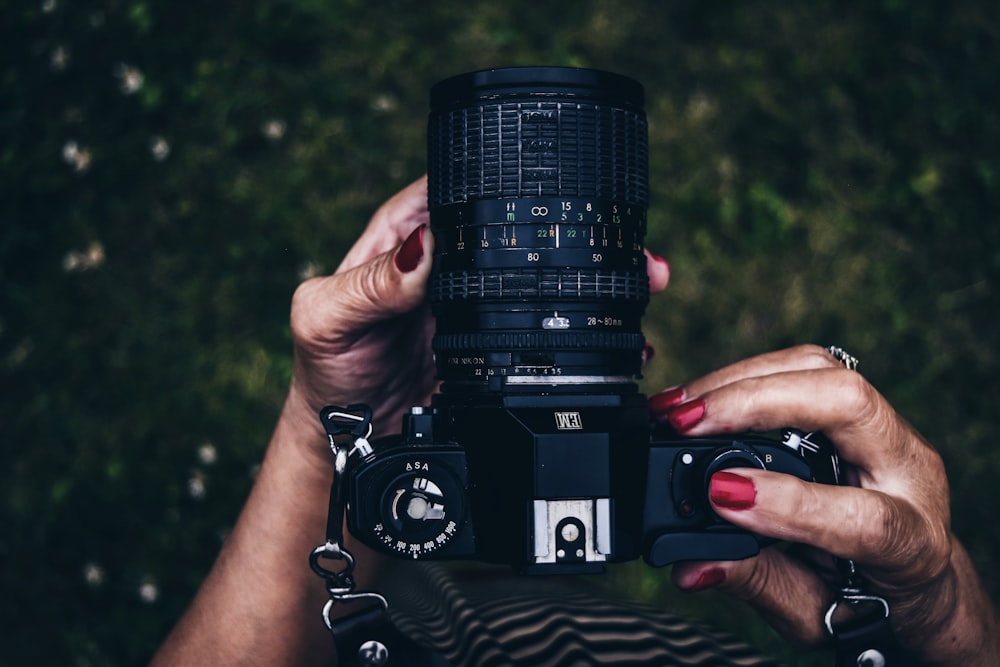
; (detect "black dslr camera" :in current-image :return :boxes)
[340,67,839,574]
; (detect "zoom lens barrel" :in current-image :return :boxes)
[427,67,650,393]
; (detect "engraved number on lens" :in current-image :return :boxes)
[340,68,842,577]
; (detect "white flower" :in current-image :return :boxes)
[297,261,321,281]
[62,253,82,272]
[83,562,105,587]
[138,579,159,604]
[41,0,57,12]
[115,63,144,94]
[62,241,105,272]
[261,119,286,141]
[61,140,92,173]
[50,46,70,71]
[149,136,170,161]
[197,443,217,465]
[85,242,104,266]
[62,141,79,162]
[371,94,397,112]
[187,472,206,500]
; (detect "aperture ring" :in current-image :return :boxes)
[433,332,645,352]
[430,268,649,302]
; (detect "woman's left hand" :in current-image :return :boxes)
[651,344,1000,666]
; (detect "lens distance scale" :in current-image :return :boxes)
[429,195,650,390]
[432,197,646,271]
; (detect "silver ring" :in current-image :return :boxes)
[825,345,859,371]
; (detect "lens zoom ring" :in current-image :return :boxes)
[433,332,645,352]
[428,101,648,208]
[430,269,649,302]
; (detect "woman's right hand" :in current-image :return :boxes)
[283,176,439,459]
[154,174,671,666]
[283,174,672,461]
[655,345,1000,666]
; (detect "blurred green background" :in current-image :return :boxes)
[2,1,998,664]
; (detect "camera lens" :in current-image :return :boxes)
[427,67,650,393]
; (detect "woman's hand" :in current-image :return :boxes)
[154,176,671,666]
[284,174,672,455]
[652,344,1000,666]
[152,177,437,666]
[284,176,437,454]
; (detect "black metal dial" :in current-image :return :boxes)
[355,451,470,560]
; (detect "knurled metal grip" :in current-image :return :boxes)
[431,268,649,302]
[433,332,646,351]
[427,68,647,207]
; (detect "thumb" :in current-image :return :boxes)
[291,225,433,348]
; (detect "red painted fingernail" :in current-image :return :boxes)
[665,398,706,432]
[649,386,685,416]
[641,343,656,364]
[684,567,726,592]
[394,225,425,273]
[709,471,757,510]
[649,252,670,271]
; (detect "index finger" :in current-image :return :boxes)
[680,344,847,400]
[338,176,430,272]
[670,366,920,475]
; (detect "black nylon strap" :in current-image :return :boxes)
[832,612,913,667]
[330,606,454,667]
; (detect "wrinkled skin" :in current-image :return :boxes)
[153,178,997,666]
[658,345,999,665]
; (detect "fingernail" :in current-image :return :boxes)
[709,471,757,510]
[649,386,685,416]
[394,225,426,273]
[665,398,706,432]
[683,567,726,592]
[649,252,670,272]
[641,343,656,365]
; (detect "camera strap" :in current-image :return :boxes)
[310,404,396,664]
[813,348,913,666]
[311,407,910,666]
[785,428,911,666]
[826,558,913,667]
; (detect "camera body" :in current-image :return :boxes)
[345,394,839,573]
[339,66,839,573]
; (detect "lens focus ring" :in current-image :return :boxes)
[428,101,647,207]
